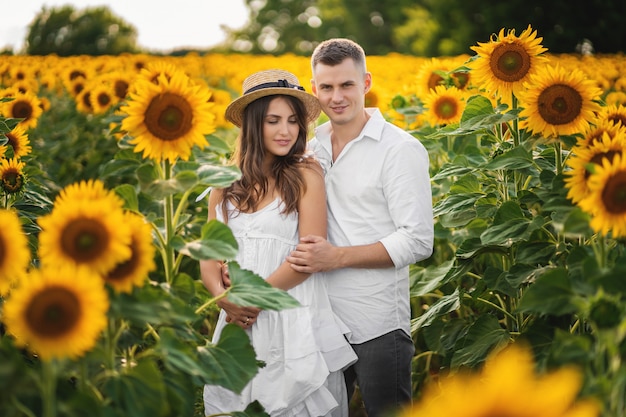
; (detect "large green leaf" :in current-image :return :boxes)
[480,218,531,246]
[196,324,260,393]
[516,268,578,315]
[450,314,511,368]
[410,260,455,297]
[411,289,461,332]
[101,360,169,417]
[172,219,238,261]
[482,145,534,170]
[227,262,301,310]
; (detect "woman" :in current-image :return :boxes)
[201,69,357,417]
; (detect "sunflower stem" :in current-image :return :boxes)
[163,160,176,284]
[554,141,563,175]
[41,360,58,417]
[195,291,229,315]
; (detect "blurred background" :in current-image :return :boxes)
[3,0,625,57]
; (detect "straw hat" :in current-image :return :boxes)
[225,69,321,127]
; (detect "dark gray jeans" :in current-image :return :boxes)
[344,329,415,417]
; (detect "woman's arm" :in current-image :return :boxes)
[265,161,327,290]
[200,189,260,328]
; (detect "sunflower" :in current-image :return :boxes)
[414,57,452,99]
[517,65,603,140]
[423,85,466,126]
[564,131,626,203]
[605,91,626,107]
[470,25,548,99]
[89,83,119,115]
[4,124,32,159]
[595,103,626,128]
[576,118,626,148]
[0,209,31,296]
[0,157,26,194]
[120,70,216,162]
[0,90,43,130]
[104,212,156,293]
[400,343,599,417]
[37,189,131,276]
[578,153,626,238]
[1,264,109,360]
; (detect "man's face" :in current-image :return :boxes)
[311,58,371,126]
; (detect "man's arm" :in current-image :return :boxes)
[287,235,393,274]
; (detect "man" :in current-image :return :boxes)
[287,38,434,416]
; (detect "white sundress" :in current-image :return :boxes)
[203,198,357,417]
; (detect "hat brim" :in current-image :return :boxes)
[225,88,321,128]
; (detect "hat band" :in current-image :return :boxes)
[244,79,305,95]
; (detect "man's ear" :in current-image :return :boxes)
[363,72,372,94]
[311,79,317,95]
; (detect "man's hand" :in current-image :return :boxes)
[287,235,339,273]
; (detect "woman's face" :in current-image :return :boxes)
[262,96,300,160]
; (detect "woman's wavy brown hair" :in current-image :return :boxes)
[221,94,316,217]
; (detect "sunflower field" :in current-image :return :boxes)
[1,26,626,417]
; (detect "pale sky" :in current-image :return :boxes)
[3,0,249,52]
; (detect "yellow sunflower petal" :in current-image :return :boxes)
[0,209,31,295]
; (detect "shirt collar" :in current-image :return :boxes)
[315,107,385,145]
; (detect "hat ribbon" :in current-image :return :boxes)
[244,79,306,95]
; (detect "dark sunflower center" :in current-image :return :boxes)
[490,42,531,82]
[428,73,444,91]
[114,80,129,99]
[144,93,193,141]
[601,170,626,214]
[82,92,92,109]
[61,218,109,262]
[608,114,626,128]
[1,170,24,193]
[435,97,458,119]
[452,72,470,89]
[26,286,81,337]
[12,101,33,120]
[106,240,138,282]
[97,92,111,107]
[537,84,583,125]
[588,151,621,179]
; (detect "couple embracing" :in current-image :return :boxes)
[201,38,434,417]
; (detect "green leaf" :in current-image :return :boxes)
[114,183,139,211]
[410,260,455,297]
[197,164,242,188]
[480,218,531,246]
[172,219,238,261]
[450,314,510,368]
[232,400,271,417]
[197,324,260,393]
[411,289,460,332]
[516,268,578,315]
[482,145,534,170]
[433,192,483,217]
[456,237,508,259]
[227,262,301,310]
[101,360,169,417]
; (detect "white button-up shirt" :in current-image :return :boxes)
[308,108,434,343]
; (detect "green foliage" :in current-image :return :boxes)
[26,5,138,56]
[406,92,626,416]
